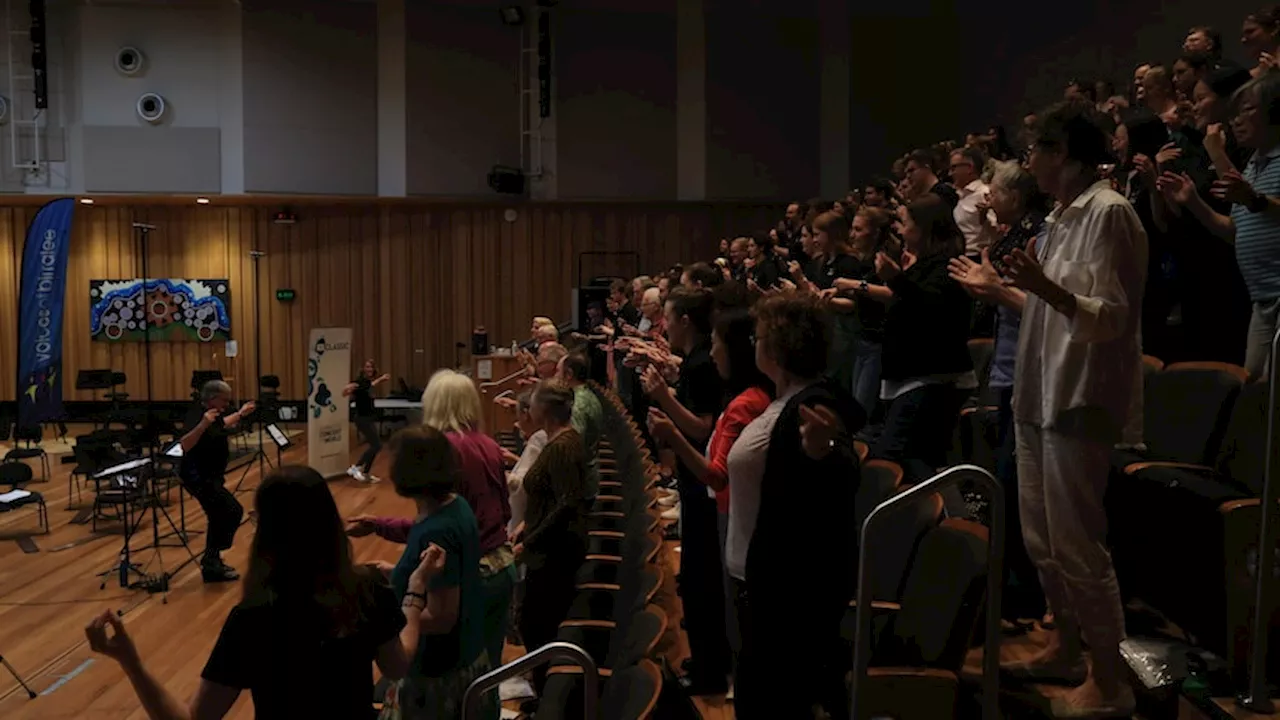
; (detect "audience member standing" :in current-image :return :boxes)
[642,287,730,695]
[1004,101,1146,717]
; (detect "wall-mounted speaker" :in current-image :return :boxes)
[0,95,8,124]
[488,165,525,195]
[136,92,166,123]
[115,46,146,76]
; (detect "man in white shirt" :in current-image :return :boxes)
[1003,101,1146,718]
[949,146,998,259]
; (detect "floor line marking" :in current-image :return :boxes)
[39,658,95,696]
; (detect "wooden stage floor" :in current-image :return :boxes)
[0,428,1273,719]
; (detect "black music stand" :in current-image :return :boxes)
[127,441,202,599]
[263,423,292,468]
[92,456,151,589]
[75,369,114,429]
[152,441,203,547]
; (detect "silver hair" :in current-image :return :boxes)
[201,379,232,403]
[1232,70,1280,125]
[988,158,1038,205]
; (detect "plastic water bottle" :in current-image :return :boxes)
[511,340,518,356]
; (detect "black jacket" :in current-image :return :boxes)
[746,379,865,612]
[880,252,974,382]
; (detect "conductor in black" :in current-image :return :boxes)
[179,380,255,583]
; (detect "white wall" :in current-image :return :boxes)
[0,0,857,200]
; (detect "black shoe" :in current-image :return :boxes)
[202,562,239,583]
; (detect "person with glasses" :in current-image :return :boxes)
[949,146,997,262]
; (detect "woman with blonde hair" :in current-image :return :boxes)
[348,369,515,686]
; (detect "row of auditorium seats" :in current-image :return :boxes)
[531,382,692,719]
[952,351,1279,687]
[1105,361,1279,683]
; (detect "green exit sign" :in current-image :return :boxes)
[276,289,296,302]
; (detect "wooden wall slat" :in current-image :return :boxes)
[0,202,779,402]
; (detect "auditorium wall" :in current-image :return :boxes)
[0,199,777,404]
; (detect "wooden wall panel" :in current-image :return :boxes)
[0,201,778,403]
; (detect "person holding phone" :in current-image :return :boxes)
[179,379,255,583]
[345,359,391,483]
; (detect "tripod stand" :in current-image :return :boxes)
[0,652,36,699]
[233,250,272,495]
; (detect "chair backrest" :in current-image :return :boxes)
[13,424,42,444]
[866,490,943,602]
[1215,381,1270,496]
[1144,363,1246,466]
[599,659,662,720]
[967,338,996,401]
[0,461,33,487]
[886,518,989,671]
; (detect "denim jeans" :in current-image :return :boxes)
[850,338,883,417]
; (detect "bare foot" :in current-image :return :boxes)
[1050,677,1134,717]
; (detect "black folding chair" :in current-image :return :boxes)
[4,424,51,482]
[0,462,48,534]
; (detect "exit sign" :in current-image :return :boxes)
[276,289,296,302]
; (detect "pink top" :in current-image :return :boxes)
[372,429,511,554]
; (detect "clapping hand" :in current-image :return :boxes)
[1203,123,1227,158]
[874,249,913,281]
[1154,142,1183,169]
[1003,238,1050,295]
[647,407,676,440]
[1211,169,1261,206]
[641,364,669,399]
[239,400,257,416]
[948,248,1003,298]
[1156,171,1196,205]
[799,404,843,460]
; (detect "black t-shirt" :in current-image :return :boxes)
[201,580,405,719]
[850,256,887,343]
[352,375,376,418]
[616,302,642,327]
[674,341,723,481]
[180,403,230,482]
[811,253,862,291]
[748,255,783,290]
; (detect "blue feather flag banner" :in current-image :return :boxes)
[16,198,75,426]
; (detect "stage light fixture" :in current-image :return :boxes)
[195,197,210,205]
[79,198,93,205]
[499,5,523,25]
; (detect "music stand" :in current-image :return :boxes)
[92,457,151,589]
[152,441,204,548]
[263,423,292,467]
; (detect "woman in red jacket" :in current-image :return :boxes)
[647,307,773,689]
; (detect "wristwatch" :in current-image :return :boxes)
[1248,192,1270,213]
[857,280,869,294]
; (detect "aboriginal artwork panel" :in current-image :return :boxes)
[89,279,232,343]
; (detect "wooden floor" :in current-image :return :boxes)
[0,428,1274,719]
[0,426,416,719]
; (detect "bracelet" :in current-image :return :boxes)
[404,590,426,601]
[402,599,424,610]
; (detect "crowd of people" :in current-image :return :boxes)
[77,8,1280,720]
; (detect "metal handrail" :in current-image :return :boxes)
[461,641,599,719]
[479,366,531,391]
[1238,326,1280,713]
[850,464,1004,720]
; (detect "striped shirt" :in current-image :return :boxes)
[1230,146,1280,302]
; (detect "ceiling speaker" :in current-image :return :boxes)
[115,46,146,76]
[136,92,166,124]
